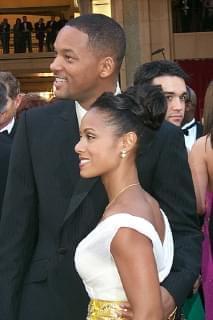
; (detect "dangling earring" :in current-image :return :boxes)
[120,150,127,159]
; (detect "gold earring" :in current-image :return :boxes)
[120,150,127,159]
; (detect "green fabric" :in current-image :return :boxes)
[182,293,205,320]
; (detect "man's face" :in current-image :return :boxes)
[50,26,104,109]
[152,75,187,126]
[0,95,17,129]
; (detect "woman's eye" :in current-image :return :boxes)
[87,134,95,140]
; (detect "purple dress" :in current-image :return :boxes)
[202,192,213,320]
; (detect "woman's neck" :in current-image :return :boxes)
[102,166,139,202]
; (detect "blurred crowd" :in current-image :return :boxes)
[0,14,68,54]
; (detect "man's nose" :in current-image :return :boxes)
[50,55,62,72]
[173,96,184,110]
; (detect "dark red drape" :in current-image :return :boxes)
[176,59,213,120]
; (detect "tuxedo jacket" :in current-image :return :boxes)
[34,22,45,39]
[0,99,202,320]
[21,21,33,33]
[196,121,203,139]
[46,20,57,34]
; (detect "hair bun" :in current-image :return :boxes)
[124,83,166,129]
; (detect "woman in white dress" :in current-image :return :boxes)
[74,84,174,320]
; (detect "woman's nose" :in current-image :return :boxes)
[75,139,83,154]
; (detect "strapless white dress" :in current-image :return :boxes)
[75,212,174,319]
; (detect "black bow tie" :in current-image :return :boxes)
[0,130,9,136]
[182,128,189,136]
[182,121,196,136]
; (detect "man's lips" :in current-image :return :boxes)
[53,77,67,88]
[168,115,183,121]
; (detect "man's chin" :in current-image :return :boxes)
[54,90,69,99]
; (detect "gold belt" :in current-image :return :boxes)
[87,298,177,320]
[87,299,125,320]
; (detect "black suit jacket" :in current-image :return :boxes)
[196,121,203,139]
[137,122,201,306]
[34,22,45,39]
[0,133,13,218]
[0,100,201,320]
[21,21,33,33]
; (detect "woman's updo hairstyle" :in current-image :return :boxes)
[91,83,167,140]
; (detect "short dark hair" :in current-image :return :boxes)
[0,82,8,113]
[66,14,126,71]
[91,84,166,147]
[0,72,20,99]
[186,86,197,106]
[134,60,188,86]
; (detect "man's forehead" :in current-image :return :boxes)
[152,75,186,93]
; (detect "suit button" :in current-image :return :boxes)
[57,247,67,255]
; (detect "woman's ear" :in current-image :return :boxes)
[99,57,115,78]
[121,132,138,153]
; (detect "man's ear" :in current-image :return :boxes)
[14,94,23,110]
[99,57,115,78]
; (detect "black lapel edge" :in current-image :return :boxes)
[63,177,98,224]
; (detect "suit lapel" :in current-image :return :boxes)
[63,177,98,224]
[56,100,98,224]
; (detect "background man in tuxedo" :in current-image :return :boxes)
[45,16,57,52]
[182,86,203,151]
[34,18,46,52]
[0,72,21,134]
[0,72,21,217]
[0,82,11,216]
[134,60,202,319]
[0,18,10,54]
[0,16,201,320]
[21,16,33,53]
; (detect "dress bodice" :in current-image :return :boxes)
[75,212,174,301]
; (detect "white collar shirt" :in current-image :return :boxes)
[75,82,121,126]
[182,118,197,151]
[0,117,15,134]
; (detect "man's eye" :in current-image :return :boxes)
[165,95,173,101]
[65,55,74,62]
[180,95,186,101]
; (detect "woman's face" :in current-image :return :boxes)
[75,108,124,179]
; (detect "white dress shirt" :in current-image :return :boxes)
[182,118,197,151]
[75,81,121,126]
[0,117,15,134]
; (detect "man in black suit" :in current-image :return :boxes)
[182,86,203,151]
[21,16,33,53]
[0,18,10,54]
[0,82,10,216]
[34,18,46,52]
[45,16,57,52]
[134,60,202,319]
[0,15,201,320]
[0,72,21,218]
